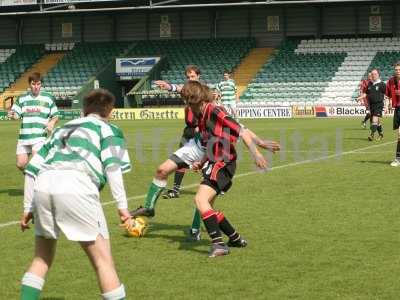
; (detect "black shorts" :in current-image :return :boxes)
[169,154,189,169]
[393,107,400,130]
[201,161,236,195]
[370,104,383,117]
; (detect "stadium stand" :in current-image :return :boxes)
[0,45,44,95]
[43,41,131,106]
[241,37,400,106]
[128,38,255,86]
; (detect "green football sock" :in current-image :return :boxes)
[191,208,201,231]
[21,285,41,300]
[144,179,166,209]
[20,273,44,300]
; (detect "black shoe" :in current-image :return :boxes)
[368,135,374,141]
[162,189,180,199]
[227,237,248,248]
[129,206,155,218]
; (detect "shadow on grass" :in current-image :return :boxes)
[356,160,391,165]
[344,137,370,141]
[135,222,209,255]
[0,188,23,196]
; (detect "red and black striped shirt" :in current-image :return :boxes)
[385,76,400,108]
[198,103,241,164]
[185,106,197,128]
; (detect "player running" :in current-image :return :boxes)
[357,72,372,129]
[20,89,131,300]
[8,72,59,171]
[365,69,386,141]
[181,81,279,257]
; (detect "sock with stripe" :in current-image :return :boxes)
[173,169,185,192]
[102,284,126,300]
[202,210,224,245]
[20,272,44,300]
[144,178,167,209]
[216,211,241,243]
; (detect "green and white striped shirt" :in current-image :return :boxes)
[216,79,237,104]
[12,91,59,145]
[25,115,131,190]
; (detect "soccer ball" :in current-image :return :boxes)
[125,216,148,237]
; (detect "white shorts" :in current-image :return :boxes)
[16,141,44,155]
[222,102,237,117]
[172,138,205,167]
[33,170,109,241]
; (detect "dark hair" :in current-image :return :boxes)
[223,69,231,75]
[185,65,201,76]
[370,68,380,75]
[28,72,42,84]
[83,89,115,118]
[394,62,400,68]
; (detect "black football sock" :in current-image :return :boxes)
[216,211,240,242]
[173,170,185,192]
[363,113,371,123]
[396,140,400,159]
[370,123,377,136]
[202,210,224,245]
[377,124,383,135]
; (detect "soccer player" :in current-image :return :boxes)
[357,72,372,129]
[155,65,202,199]
[216,70,239,117]
[366,69,386,141]
[385,62,400,166]
[181,81,278,257]
[8,72,59,171]
[20,89,131,300]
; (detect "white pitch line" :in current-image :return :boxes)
[0,140,395,229]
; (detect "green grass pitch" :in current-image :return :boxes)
[1,118,400,299]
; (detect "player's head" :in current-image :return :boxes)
[223,70,231,81]
[394,62,400,78]
[83,88,115,119]
[211,88,221,102]
[181,81,212,116]
[370,68,380,81]
[28,72,42,96]
[185,65,201,81]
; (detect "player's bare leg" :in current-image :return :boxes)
[195,184,246,257]
[20,237,57,299]
[130,159,178,217]
[80,235,125,298]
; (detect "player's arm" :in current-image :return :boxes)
[46,97,59,133]
[105,167,130,222]
[154,80,183,93]
[8,96,22,119]
[20,174,35,231]
[240,128,267,169]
